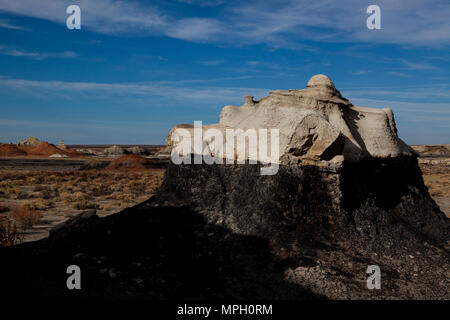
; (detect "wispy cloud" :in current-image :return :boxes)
[165,18,224,41]
[0,19,30,31]
[400,59,437,71]
[343,86,450,101]
[174,0,225,7]
[0,75,270,104]
[196,59,225,66]
[0,46,77,60]
[388,71,411,78]
[1,74,449,119]
[0,0,449,47]
[350,70,370,75]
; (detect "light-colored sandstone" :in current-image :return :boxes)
[167,74,417,164]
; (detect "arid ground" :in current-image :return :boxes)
[413,144,450,217]
[0,144,166,244]
[0,143,448,246]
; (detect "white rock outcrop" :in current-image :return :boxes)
[17,137,41,147]
[168,74,417,164]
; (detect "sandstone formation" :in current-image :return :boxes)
[57,140,67,150]
[126,146,147,155]
[154,75,449,298]
[103,144,126,156]
[17,136,41,147]
[75,148,101,156]
[167,75,417,165]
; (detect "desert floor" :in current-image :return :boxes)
[419,160,450,218]
[0,152,448,245]
[0,157,164,243]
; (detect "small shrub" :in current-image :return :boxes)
[0,217,22,247]
[23,199,53,211]
[9,207,43,230]
[73,200,99,210]
[80,160,109,170]
[91,185,113,197]
[17,190,32,199]
[32,185,45,192]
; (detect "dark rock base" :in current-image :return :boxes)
[0,157,448,299]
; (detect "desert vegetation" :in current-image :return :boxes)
[0,167,164,243]
[0,216,22,247]
[0,170,163,212]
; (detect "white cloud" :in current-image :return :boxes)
[0,0,449,47]
[0,75,270,104]
[388,72,411,78]
[165,18,224,41]
[0,0,166,34]
[196,59,225,65]
[0,46,77,60]
[400,59,437,71]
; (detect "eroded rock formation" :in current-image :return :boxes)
[167,74,417,165]
[154,75,449,298]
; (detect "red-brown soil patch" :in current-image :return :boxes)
[0,144,27,157]
[106,154,150,171]
[27,142,70,156]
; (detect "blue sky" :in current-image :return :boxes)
[0,0,449,145]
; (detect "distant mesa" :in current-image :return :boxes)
[103,145,150,156]
[125,146,147,155]
[103,144,126,156]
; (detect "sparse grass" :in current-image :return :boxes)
[73,200,99,210]
[23,199,54,211]
[0,168,165,226]
[9,206,43,230]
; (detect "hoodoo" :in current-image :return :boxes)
[153,75,449,298]
[167,74,417,165]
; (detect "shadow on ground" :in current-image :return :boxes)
[0,204,325,300]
